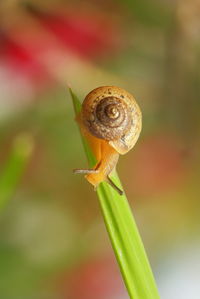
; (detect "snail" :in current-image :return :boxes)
[73,86,142,195]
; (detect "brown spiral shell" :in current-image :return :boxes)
[81,86,142,155]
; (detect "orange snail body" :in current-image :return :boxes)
[74,86,142,195]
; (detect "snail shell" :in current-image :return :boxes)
[81,86,142,155]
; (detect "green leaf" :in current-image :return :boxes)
[69,88,160,299]
[0,134,34,210]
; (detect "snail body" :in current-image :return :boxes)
[74,86,142,195]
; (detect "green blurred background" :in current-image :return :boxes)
[0,0,200,298]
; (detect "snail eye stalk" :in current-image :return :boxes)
[107,176,124,196]
[73,168,99,174]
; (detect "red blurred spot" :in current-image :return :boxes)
[0,8,119,91]
[37,11,118,59]
[1,34,51,88]
[128,134,188,196]
[59,257,126,299]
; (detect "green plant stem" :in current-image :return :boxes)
[0,134,34,210]
[70,88,160,299]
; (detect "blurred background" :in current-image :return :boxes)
[0,0,200,298]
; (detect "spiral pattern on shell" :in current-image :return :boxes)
[81,86,142,155]
[85,96,132,140]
